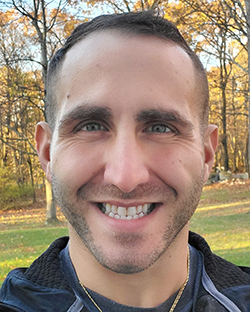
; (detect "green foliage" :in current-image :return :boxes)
[0,167,16,187]
[0,184,35,210]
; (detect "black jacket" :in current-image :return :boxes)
[0,232,250,312]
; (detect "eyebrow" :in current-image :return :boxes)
[58,105,113,130]
[136,109,194,129]
[58,105,194,131]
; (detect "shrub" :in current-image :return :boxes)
[0,184,35,210]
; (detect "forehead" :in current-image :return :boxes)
[54,30,198,125]
[60,30,195,80]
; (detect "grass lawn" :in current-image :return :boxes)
[190,180,250,266]
[0,179,249,286]
[0,207,69,286]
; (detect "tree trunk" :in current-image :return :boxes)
[231,77,237,173]
[219,33,230,172]
[245,0,250,174]
[45,179,58,224]
[221,78,229,171]
[27,155,36,203]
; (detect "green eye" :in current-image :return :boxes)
[148,124,172,133]
[79,122,107,132]
[74,122,108,132]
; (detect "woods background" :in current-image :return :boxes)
[0,0,249,221]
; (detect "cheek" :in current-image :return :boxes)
[151,144,204,186]
[51,143,104,187]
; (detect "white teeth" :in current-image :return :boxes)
[127,206,136,216]
[142,204,148,214]
[111,205,117,214]
[137,205,142,213]
[105,203,111,213]
[103,203,155,220]
[118,206,126,217]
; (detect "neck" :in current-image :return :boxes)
[69,227,190,308]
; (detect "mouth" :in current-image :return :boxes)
[97,203,157,220]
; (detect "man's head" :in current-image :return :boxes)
[45,11,209,132]
[36,11,217,274]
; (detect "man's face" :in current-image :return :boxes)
[38,31,216,274]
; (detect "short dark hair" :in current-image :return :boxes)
[46,11,209,130]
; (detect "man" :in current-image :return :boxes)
[1,11,249,312]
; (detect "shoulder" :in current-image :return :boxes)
[0,237,78,312]
[23,236,70,288]
[189,231,250,312]
[189,231,250,289]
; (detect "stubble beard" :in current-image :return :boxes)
[52,172,204,274]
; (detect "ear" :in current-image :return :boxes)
[203,125,218,183]
[35,122,52,183]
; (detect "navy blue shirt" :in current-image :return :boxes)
[60,244,204,311]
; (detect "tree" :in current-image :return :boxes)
[0,0,81,221]
[181,0,249,173]
[0,9,43,200]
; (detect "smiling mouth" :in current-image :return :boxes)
[97,203,157,220]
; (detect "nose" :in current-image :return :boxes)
[103,135,150,193]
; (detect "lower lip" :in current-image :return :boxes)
[93,203,161,233]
